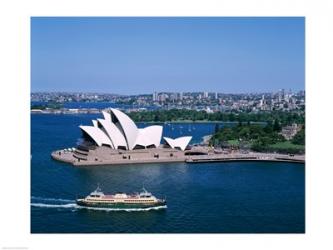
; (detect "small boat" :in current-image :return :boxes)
[76,186,166,209]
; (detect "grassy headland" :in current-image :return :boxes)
[210,121,305,154]
[129,109,305,154]
[128,109,304,124]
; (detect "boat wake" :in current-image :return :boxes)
[31,196,75,203]
[31,197,167,212]
[31,203,77,208]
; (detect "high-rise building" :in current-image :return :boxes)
[153,92,158,101]
[260,94,264,107]
[260,95,267,110]
[158,93,167,102]
[203,91,208,98]
[282,88,286,101]
[278,89,284,102]
[170,93,177,102]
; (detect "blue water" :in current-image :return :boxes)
[31,114,305,233]
[31,101,159,110]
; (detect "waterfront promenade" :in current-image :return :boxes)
[51,147,304,166]
[185,152,304,164]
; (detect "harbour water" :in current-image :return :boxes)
[31,114,305,233]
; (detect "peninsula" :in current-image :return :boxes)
[51,108,304,166]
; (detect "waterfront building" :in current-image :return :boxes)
[79,108,191,151]
[51,108,198,166]
[164,136,192,151]
[280,123,302,140]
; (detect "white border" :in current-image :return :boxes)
[1,0,332,249]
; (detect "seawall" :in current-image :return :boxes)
[51,147,305,166]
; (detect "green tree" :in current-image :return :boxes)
[273,119,281,132]
[292,128,305,145]
[214,123,220,134]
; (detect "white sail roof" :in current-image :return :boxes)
[110,108,139,150]
[79,125,113,147]
[163,136,192,151]
[97,118,128,149]
[92,120,98,128]
[79,109,165,150]
[102,110,111,122]
[135,125,163,148]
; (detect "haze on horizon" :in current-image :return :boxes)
[31,17,305,94]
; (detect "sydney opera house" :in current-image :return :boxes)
[80,108,192,151]
[52,108,194,166]
[51,108,305,166]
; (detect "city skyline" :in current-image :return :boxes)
[31,88,305,114]
[31,17,305,94]
[31,88,304,95]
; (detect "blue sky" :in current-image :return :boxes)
[31,17,304,94]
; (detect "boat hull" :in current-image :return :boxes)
[76,199,166,209]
